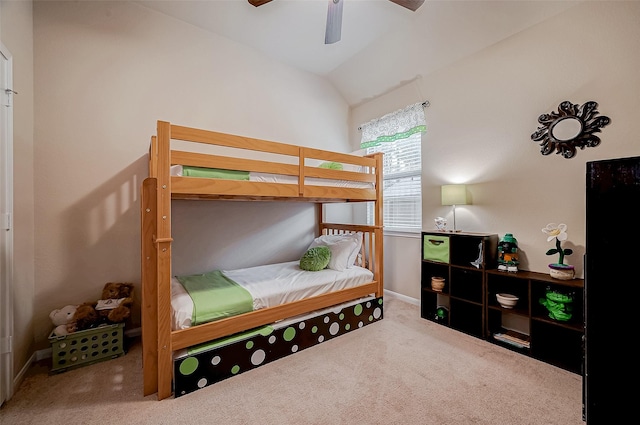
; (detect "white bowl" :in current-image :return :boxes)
[496,293,519,309]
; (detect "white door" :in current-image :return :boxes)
[0,43,14,407]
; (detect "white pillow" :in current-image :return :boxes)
[348,232,364,267]
[308,233,362,271]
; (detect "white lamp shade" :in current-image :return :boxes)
[441,184,468,206]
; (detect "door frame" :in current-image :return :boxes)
[0,41,15,406]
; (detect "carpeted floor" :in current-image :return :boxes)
[0,296,584,425]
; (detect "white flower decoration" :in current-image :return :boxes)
[542,223,572,265]
[542,223,568,242]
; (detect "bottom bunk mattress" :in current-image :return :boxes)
[173,296,383,397]
[171,260,375,330]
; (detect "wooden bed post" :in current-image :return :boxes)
[374,152,384,297]
[316,203,323,236]
[155,121,174,400]
[148,136,158,179]
[298,148,305,197]
[141,177,159,396]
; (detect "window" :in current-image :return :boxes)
[360,103,425,233]
[366,133,422,231]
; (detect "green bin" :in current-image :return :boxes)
[423,235,450,263]
[48,323,125,373]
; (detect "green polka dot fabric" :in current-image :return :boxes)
[173,297,384,397]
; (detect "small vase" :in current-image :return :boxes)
[431,276,445,292]
[548,263,575,280]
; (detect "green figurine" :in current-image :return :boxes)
[498,233,519,272]
[539,287,574,321]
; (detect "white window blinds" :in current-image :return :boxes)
[360,102,426,232]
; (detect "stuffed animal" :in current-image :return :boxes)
[49,305,78,336]
[74,302,100,331]
[95,282,134,324]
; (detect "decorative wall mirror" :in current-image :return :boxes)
[531,101,611,159]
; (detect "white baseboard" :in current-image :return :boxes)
[384,289,420,306]
[35,347,51,362]
[12,350,37,399]
[125,326,141,338]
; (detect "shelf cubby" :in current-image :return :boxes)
[421,232,498,340]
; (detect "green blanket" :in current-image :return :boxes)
[177,270,253,326]
[181,166,249,180]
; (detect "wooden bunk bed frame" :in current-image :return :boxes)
[141,121,384,400]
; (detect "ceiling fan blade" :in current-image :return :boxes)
[388,0,425,12]
[325,0,343,45]
[248,0,273,7]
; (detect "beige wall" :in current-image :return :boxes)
[1,0,35,380]
[349,1,640,300]
[8,0,640,390]
[31,0,350,355]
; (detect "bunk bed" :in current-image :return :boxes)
[141,121,384,400]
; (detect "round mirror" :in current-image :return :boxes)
[531,101,611,159]
[550,117,583,142]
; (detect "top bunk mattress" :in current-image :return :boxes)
[170,165,373,189]
[171,260,375,330]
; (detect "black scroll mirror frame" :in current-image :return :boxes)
[531,100,611,159]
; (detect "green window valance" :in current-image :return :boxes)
[360,102,427,148]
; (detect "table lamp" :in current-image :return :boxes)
[441,184,467,232]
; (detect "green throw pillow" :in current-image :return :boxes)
[300,246,331,271]
[318,161,343,170]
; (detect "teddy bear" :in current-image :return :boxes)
[95,282,134,324]
[49,282,134,336]
[49,305,79,336]
[73,302,100,331]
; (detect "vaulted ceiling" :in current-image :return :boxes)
[135,0,579,106]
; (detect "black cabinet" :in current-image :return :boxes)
[421,232,498,338]
[421,231,585,376]
[584,156,640,424]
[486,270,584,374]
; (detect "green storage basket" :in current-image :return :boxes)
[423,235,450,263]
[48,323,125,373]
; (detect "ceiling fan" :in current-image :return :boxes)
[248,0,425,44]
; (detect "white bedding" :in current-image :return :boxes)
[171,260,374,330]
[170,165,373,189]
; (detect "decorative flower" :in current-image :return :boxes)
[542,223,573,265]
